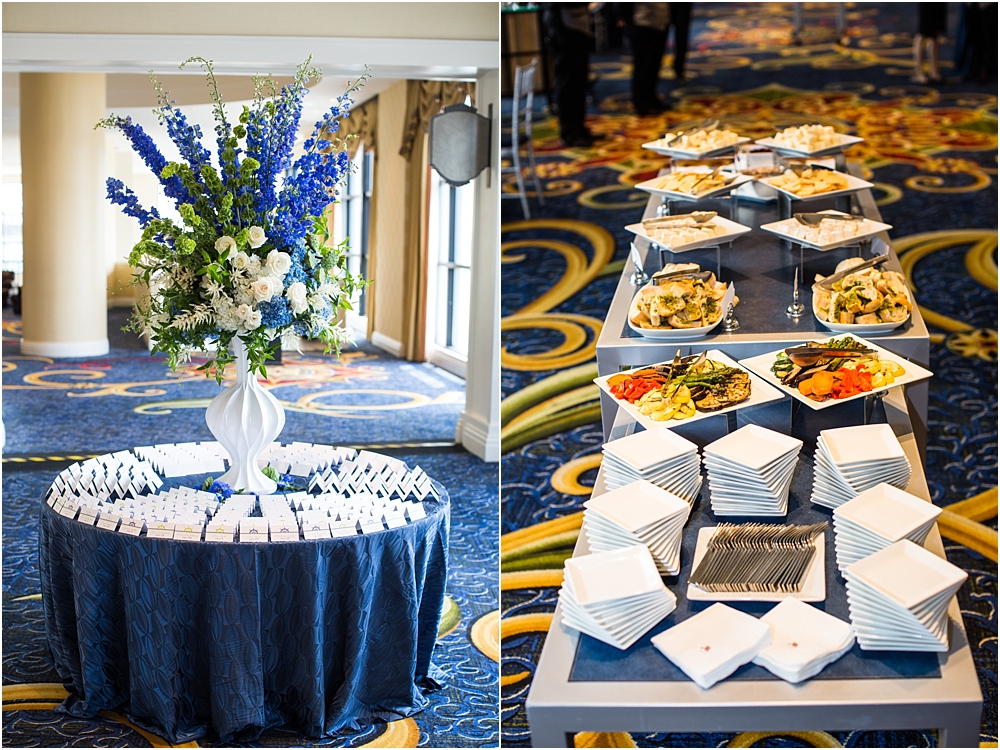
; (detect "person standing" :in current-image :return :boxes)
[630,2,671,115]
[669,2,692,82]
[912,2,948,83]
[543,3,598,146]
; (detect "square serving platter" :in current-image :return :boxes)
[641,136,752,158]
[738,335,934,411]
[757,171,874,202]
[759,210,892,252]
[625,215,752,253]
[753,133,865,157]
[594,349,786,431]
[634,171,756,202]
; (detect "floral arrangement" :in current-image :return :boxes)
[99,56,366,380]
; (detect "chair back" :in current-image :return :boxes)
[511,60,538,135]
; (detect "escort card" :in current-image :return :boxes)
[77,506,101,525]
[146,521,176,539]
[269,518,299,542]
[118,518,145,536]
[238,518,270,542]
[302,522,333,540]
[405,502,427,521]
[204,523,235,543]
[358,518,384,534]
[173,523,204,541]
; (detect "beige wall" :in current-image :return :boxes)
[369,79,410,348]
[2,2,499,40]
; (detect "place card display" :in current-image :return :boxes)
[48,442,436,544]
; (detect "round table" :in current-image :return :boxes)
[38,454,450,744]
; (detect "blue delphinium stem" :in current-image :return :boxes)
[106,178,160,227]
[100,116,188,203]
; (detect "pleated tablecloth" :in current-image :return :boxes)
[38,489,449,744]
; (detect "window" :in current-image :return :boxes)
[2,182,23,276]
[426,168,474,376]
[332,146,373,331]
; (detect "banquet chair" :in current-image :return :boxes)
[502,61,545,219]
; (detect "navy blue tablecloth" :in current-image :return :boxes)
[39,491,449,744]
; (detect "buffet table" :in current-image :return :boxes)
[38,450,449,744]
[525,388,982,746]
[526,158,981,746]
[595,170,931,454]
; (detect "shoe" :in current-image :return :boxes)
[562,132,596,148]
[911,73,928,84]
[635,99,671,116]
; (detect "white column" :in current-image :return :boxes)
[456,67,500,463]
[20,72,109,357]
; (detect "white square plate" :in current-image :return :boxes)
[586,480,690,533]
[596,351,786,430]
[757,170,874,202]
[738,337,934,412]
[820,424,907,465]
[641,136,752,158]
[603,428,698,471]
[625,216,752,254]
[686,526,826,602]
[759,211,892,252]
[834,483,940,541]
[564,544,665,606]
[635,171,756,201]
[843,540,967,610]
[703,424,803,469]
[753,133,865,157]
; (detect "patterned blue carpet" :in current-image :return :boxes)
[500,3,996,747]
[2,310,499,748]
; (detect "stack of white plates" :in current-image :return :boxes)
[811,424,912,509]
[651,602,772,689]
[702,425,803,516]
[843,539,967,652]
[602,428,702,503]
[583,479,692,575]
[751,599,855,683]
[832,482,942,570]
[559,544,678,650]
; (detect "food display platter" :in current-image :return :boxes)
[627,283,737,340]
[641,137,752,159]
[812,284,913,335]
[759,210,892,252]
[686,527,827,603]
[625,216,752,253]
[757,171,874,203]
[753,133,865,158]
[738,335,934,412]
[594,350,786,431]
[635,172,756,202]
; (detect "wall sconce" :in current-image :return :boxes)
[428,103,492,187]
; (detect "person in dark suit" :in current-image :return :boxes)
[629,3,671,115]
[543,3,598,146]
[669,2,692,81]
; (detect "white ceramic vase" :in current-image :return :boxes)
[206,337,285,494]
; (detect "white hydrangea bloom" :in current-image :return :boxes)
[212,295,241,332]
[247,255,263,277]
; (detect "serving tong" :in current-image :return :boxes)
[688,522,827,593]
[783,344,876,367]
[664,118,720,146]
[813,253,890,290]
[793,212,864,226]
[642,210,718,228]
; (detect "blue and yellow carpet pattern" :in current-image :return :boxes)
[2,311,499,747]
[501,4,996,747]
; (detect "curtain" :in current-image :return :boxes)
[398,81,475,361]
[325,98,379,340]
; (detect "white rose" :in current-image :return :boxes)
[215,235,237,255]
[251,276,277,303]
[230,251,250,271]
[236,303,252,321]
[248,226,268,249]
[265,249,292,278]
[245,309,263,329]
[286,281,308,314]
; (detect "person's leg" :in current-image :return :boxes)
[671,3,692,79]
[631,25,667,114]
[927,35,941,81]
[912,33,928,83]
[552,28,592,143]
